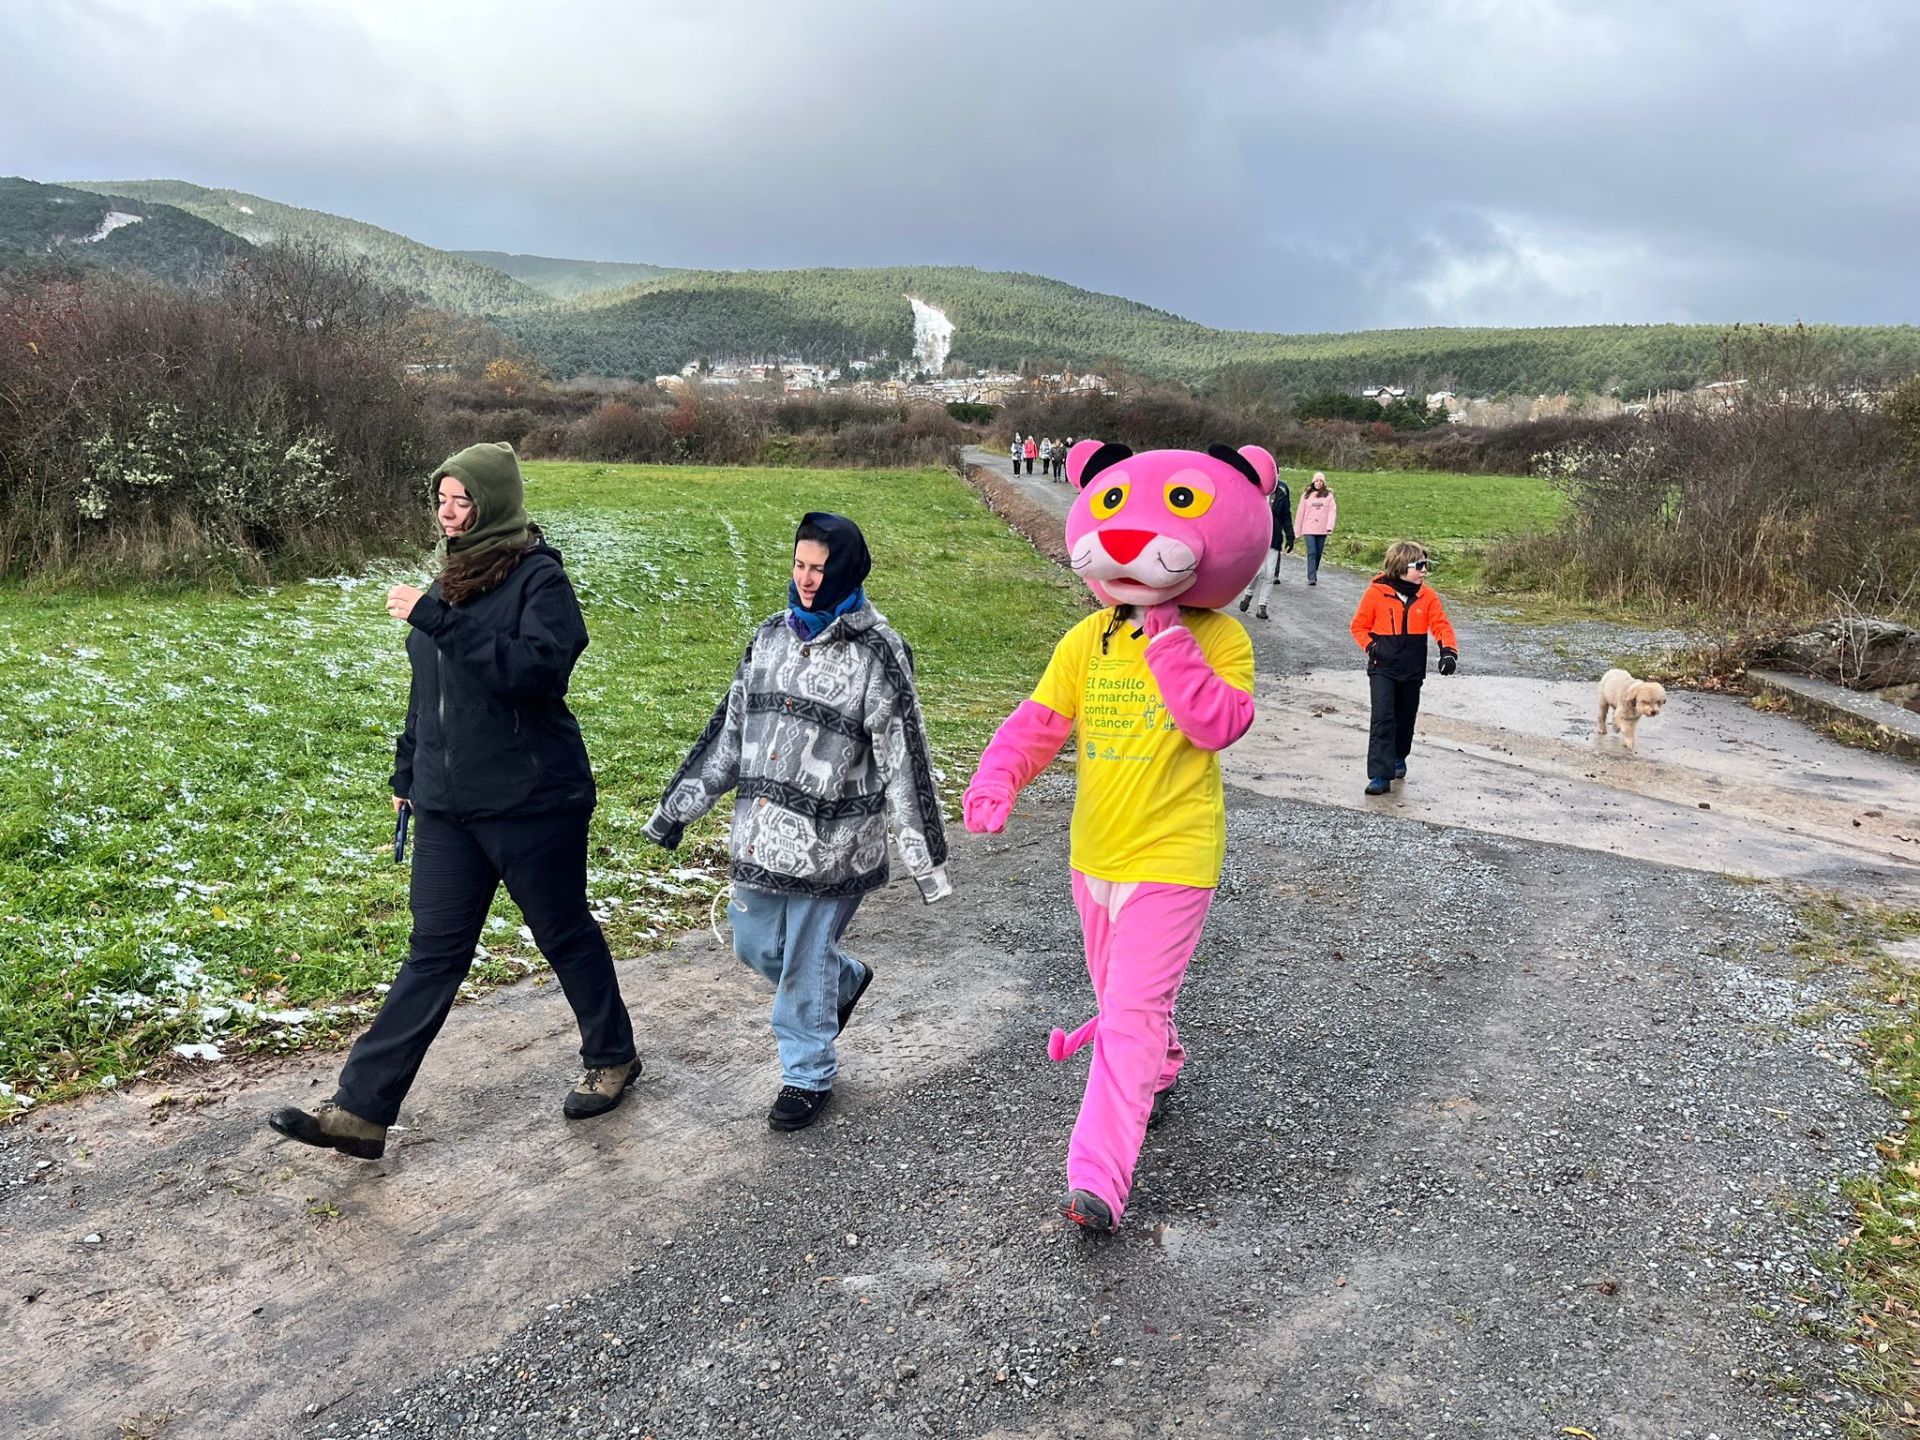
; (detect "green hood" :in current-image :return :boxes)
[433,441,533,567]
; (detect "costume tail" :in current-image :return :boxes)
[1047,1016,1098,1062]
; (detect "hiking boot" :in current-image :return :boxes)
[1237,594,1251,612]
[1255,605,1269,620]
[1147,1081,1176,1130]
[836,962,874,1037]
[1061,1189,1118,1235]
[1392,761,1407,782]
[1364,777,1390,796]
[268,1100,387,1160]
[563,1057,642,1120]
[769,1084,833,1132]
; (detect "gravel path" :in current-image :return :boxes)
[293,785,1883,1439]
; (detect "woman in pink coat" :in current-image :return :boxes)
[1294,472,1337,586]
[1023,435,1039,474]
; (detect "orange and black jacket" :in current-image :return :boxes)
[1350,574,1458,681]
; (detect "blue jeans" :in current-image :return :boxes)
[729,885,867,1090]
[1304,534,1327,581]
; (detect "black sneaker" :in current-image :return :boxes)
[769,1085,833,1132]
[1147,1081,1176,1130]
[1060,1189,1118,1235]
[1237,594,1251,612]
[836,962,874,1037]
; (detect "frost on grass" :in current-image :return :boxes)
[0,469,1076,1115]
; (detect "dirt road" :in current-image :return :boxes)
[4,464,1915,1437]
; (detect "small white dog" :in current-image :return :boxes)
[1596,667,1669,752]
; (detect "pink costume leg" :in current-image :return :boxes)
[1066,875,1214,1223]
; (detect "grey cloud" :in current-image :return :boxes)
[1,0,1910,331]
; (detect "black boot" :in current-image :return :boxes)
[268,1100,387,1160]
[1060,1189,1118,1235]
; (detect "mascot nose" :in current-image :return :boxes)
[1098,528,1156,564]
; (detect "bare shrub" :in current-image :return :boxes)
[0,248,444,585]
[1522,390,1918,619]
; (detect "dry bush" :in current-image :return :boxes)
[0,248,444,585]
[1510,390,1918,618]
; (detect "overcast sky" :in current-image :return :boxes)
[3,0,1913,333]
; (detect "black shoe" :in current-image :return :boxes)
[268,1101,387,1160]
[1392,761,1407,782]
[769,1085,833,1132]
[1061,1189,1118,1235]
[1147,1081,1176,1130]
[836,962,874,1037]
[563,1057,642,1120]
[1237,594,1251,613]
[1364,777,1390,796]
[1255,605,1269,620]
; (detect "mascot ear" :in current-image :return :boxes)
[1069,440,1133,490]
[1208,444,1278,497]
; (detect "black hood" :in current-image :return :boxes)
[794,511,872,614]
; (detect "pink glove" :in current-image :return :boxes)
[1143,626,1255,751]
[963,787,1014,834]
[963,700,1073,834]
[1141,601,1185,639]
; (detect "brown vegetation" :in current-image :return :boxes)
[0,245,443,585]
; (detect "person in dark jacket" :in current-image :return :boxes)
[269,442,639,1160]
[1236,473,1294,620]
[1348,539,1459,795]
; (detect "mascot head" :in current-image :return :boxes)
[1063,440,1279,610]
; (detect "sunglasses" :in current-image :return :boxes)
[1408,559,1431,571]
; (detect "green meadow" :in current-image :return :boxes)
[1289,467,1563,587]
[0,463,1087,1115]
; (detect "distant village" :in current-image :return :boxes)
[653,357,1115,406]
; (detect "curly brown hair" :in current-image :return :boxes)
[439,524,543,606]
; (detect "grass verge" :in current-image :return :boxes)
[1791,898,1920,1428]
[0,462,1086,1117]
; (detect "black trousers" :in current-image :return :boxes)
[335,806,635,1125]
[1367,672,1423,779]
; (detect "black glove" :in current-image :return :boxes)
[1284,536,1295,553]
[1438,649,1458,676]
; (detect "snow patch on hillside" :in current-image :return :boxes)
[80,212,143,244]
[908,297,953,373]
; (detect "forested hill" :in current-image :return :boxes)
[504,265,1920,396]
[500,265,1223,379]
[18,177,1920,396]
[0,177,252,285]
[452,250,677,300]
[65,179,546,315]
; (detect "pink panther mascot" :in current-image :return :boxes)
[964,439,1275,1235]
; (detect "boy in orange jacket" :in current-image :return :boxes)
[1349,540,1458,794]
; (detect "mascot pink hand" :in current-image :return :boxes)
[1141,601,1185,639]
[963,700,1073,833]
[1143,627,1256,751]
[962,786,1014,834]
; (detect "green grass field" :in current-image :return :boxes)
[1287,467,1563,588]
[0,463,1087,1116]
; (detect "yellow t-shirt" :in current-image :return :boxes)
[1030,607,1254,888]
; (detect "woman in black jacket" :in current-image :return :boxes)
[270,442,639,1159]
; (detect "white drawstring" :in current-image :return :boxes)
[708,882,734,946]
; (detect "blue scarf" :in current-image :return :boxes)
[788,583,865,639]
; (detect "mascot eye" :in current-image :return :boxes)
[1089,483,1130,520]
[1164,483,1214,518]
